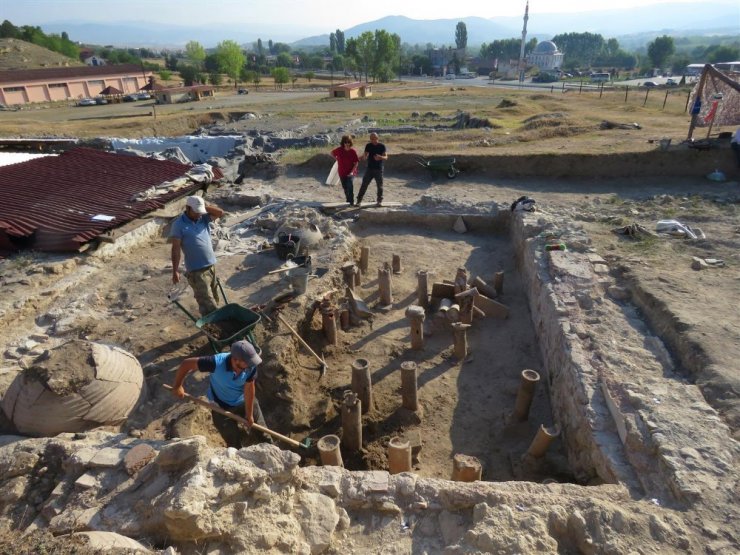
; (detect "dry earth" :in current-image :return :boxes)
[0,83,738,553]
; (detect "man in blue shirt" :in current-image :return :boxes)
[169,195,225,316]
[171,340,271,447]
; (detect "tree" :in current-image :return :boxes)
[305,55,324,70]
[165,54,179,71]
[671,55,691,74]
[244,69,260,90]
[178,64,201,86]
[158,69,172,80]
[329,33,337,53]
[411,54,432,75]
[551,32,606,68]
[271,67,290,89]
[706,45,740,63]
[256,38,264,56]
[0,20,19,39]
[455,22,467,50]
[480,38,525,62]
[276,52,293,68]
[272,42,292,54]
[216,40,245,88]
[209,72,222,86]
[204,53,220,72]
[185,40,206,68]
[353,32,375,82]
[336,29,345,54]
[268,39,274,54]
[647,35,675,68]
[332,54,345,72]
[305,71,315,82]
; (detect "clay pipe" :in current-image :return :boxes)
[163,384,312,449]
[276,313,328,378]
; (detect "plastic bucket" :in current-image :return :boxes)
[275,233,301,260]
[288,268,310,295]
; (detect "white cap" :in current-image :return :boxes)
[186,196,207,215]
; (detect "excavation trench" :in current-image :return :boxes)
[249,211,583,483]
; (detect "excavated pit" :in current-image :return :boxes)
[252,211,582,484]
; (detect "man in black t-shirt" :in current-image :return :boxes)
[356,132,388,206]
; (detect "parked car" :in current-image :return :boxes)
[445,73,456,80]
[642,81,658,88]
[95,97,107,105]
[135,92,151,100]
[123,94,138,102]
[666,78,678,86]
[77,98,96,106]
[238,88,249,95]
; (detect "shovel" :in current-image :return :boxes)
[163,384,313,449]
[276,313,328,378]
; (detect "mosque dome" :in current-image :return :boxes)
[534,41,559,54]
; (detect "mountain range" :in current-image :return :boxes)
[39,2,739,49]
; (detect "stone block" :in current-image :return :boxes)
[362,470,390,493]
[88,448,126,468]
[474,294,509,319]
[75,472,98,490]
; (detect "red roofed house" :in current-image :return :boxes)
[0,64,152,106]
[0,148,221,253]
[153,85,216,104]
[328,82,372,99]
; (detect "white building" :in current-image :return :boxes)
[527,41,564,71]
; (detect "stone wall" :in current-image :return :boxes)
[511,211,639,489]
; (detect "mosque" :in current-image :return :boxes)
[527,41,565,71]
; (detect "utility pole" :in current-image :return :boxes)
[518,1,529,83]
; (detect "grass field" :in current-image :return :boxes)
[3,80,698,158]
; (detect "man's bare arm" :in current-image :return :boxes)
[171,238,182,283]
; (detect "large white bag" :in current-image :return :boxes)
[325,161,341,186]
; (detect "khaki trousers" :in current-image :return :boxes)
[186,265,219,316]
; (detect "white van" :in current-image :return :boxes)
[445,73,456,80]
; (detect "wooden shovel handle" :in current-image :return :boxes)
[163,384,302,448]
[276,313,328,369]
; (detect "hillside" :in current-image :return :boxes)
[0,38,83,71]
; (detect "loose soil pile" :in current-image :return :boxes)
[25,340,95,396]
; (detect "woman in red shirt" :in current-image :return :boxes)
[331,135,360,205]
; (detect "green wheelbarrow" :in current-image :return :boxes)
[170,280,261,354]
[416,156,460,179]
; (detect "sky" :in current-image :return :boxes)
[4,0,734,33]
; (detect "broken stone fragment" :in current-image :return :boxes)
[124,443,157,476]
[453,216,468,234]
[691,257,708,270]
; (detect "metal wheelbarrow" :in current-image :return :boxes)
[170,279,261,354]
[416,156,460,179]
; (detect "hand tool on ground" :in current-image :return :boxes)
[275,312,328,378]
[163,384,312,449]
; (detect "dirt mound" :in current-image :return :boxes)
[0,38,83,71]
[25,340,95,396]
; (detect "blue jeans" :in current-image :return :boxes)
[341,175,354,204]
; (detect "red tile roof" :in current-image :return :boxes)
[0,148,221,252]
[0,64,150,85]
[155,85,215,94]
[331,82,367,90]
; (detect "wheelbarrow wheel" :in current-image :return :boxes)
[447,167,459,179]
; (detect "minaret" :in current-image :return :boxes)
[518,1,529,81]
